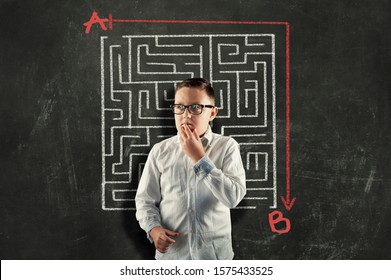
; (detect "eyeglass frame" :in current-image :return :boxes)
[170,104,215,115]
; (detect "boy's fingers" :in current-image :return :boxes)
[165,236,176,245]
[159,229,179,244]
[163,230,179,244]
[182,124,197,139]
[158,235,175,247]
[183,124,196,140]
[165,229,180,237]
[181,124,189,138]
[153,227,180,253]
[184,124,191,133]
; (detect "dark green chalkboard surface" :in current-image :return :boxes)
[1,0,390,259]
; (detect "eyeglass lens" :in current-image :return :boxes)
[173,104,203,115]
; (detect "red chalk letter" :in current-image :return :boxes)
[268,210,291,234]
[83,11,108,34]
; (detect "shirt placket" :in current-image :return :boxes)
[186,157,197,259]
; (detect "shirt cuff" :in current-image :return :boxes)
[145,220,162,243]
[193,156,215,177]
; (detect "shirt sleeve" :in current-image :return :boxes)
[135,145,162,242]
[193,138,246,208]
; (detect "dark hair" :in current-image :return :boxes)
[175,78,215,103]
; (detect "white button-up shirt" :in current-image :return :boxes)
[135,126,246,260]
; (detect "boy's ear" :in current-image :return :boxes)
[209,106,218,121]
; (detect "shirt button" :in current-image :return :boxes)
[189,208,193,213]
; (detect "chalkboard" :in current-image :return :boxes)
[1,0,390,259]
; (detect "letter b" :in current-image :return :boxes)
[268,210,291,234]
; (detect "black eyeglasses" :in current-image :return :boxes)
[171,104,215,115]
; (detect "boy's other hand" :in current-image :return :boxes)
[179,124,205,163]
[150,227,179,254]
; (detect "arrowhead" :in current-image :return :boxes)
[280,196,296,211]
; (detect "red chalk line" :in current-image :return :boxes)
[87,12,294,210]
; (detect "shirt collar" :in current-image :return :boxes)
[200,126,213,149]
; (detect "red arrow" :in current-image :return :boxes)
[281,196,296,211]
[280,23,296,211]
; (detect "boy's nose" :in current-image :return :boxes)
[183,109,192,118]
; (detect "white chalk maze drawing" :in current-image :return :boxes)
[101,34,277,210]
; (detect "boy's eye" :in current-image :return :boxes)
[178,105,186,110]
[191,104,200,109]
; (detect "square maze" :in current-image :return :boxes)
[101,33,279,210]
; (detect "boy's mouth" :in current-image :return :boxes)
[181,123,194,131]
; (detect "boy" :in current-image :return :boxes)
[135,78,246,260]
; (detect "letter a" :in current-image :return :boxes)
[83,11,108,34]
[268,210,291,234]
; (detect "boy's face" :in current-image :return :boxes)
[174,87,218,137]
